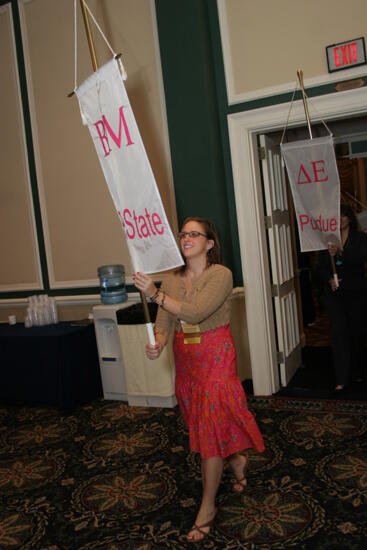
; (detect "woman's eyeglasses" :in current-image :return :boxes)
[178,231,207,239]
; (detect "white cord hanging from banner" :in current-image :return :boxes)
[81,0,116,57]
[305,90,334,137]
[280,82,298,145]
[280,71,334,144]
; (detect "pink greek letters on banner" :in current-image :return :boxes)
[297,160,328,184]
[94,106,134,156]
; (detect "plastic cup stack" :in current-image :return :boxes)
[25,294,58,327]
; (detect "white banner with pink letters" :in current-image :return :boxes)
[281,135,341,252]
[75,58,183,274]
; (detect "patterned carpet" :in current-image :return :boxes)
[1,396,367,549]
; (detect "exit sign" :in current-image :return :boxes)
[326,37,366,73]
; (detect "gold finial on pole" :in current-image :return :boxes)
[297,69,313,139]
[80,0,98,72]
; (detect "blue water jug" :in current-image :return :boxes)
[98,265,127,305]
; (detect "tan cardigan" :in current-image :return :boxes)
[154,264,233,340]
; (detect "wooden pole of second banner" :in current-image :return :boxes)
[78,0,153,321]
[297,68,339,287]
[297,69,313,140]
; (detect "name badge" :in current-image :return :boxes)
[181,322,201,344]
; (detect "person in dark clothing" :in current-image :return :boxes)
[298,249,316,326]
[318,204,367,392]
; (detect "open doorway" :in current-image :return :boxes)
[228,86,367,397]
[263,117,367,398]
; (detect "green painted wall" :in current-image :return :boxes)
[155,0,243,284]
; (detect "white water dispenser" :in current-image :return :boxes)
[93,302,135,401]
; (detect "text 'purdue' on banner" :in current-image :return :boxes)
[75,58,184,274]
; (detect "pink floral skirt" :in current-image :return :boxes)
[173,324,265,459]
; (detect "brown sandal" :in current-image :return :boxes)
[187,511,217,543]
[232,452,249,494]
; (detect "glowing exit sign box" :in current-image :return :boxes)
[326,37,366,73]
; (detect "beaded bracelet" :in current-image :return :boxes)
[150,288,160,302]
[160,290,166,309]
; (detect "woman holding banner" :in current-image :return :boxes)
[318,204,367,392]
[134,217,264,543]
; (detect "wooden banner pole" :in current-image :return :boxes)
[78,0,152,323]
[329,253,339,289]
[297,69,313,140]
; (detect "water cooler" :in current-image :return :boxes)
[93,302,177,407]
[93,302,134,401]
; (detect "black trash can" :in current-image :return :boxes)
[116,302,158,325]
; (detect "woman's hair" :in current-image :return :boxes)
[341,203,359,233]
[179,217,222,269]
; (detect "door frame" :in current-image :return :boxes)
[228,86,367,396]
